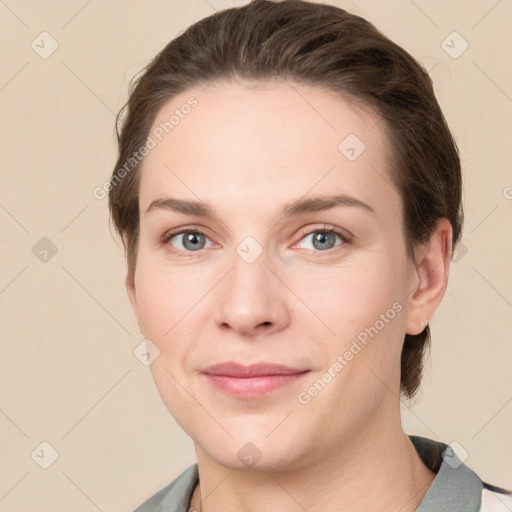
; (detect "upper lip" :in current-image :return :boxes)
[202,362,309,378]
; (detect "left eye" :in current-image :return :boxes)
[168,231,214,252]
[295,230,345,251]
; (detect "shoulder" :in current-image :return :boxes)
[133,463,199,512]
[480,484,512,512]
[408,435,511,512]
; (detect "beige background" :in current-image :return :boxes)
[0,0,511,510]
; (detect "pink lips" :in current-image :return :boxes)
[201,362,310,398]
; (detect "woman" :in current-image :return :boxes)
[108,1,511,510]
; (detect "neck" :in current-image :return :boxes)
[191,405,436,512]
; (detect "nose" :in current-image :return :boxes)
[213,245,290,337]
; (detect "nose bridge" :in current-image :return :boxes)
[228,237,274,308]
[232,238,270,292]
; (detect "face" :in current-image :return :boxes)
[127,80,422,471]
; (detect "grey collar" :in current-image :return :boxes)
[134,435,484,512]
[410,435,482,511]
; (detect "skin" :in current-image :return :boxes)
[126,80,452,512]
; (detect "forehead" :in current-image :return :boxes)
[139,80,400,223]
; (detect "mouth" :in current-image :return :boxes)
[201,362,311,398]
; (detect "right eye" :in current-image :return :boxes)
[163,229,215,253]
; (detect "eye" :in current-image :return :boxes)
[294,226,348,252]
[161,225,350,255]
[164,229,215,252]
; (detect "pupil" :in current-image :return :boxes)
[314,232,334,250]
[185,233,203,251]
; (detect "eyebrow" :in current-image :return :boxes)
[145,193,375,219]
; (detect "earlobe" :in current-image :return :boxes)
[405,218,453,335]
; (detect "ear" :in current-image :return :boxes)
[405,218,453,335]
[126,271,142,334]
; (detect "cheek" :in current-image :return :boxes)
[134,260,202,336]
[297,255,409,384]
[134,263,203,422]
[291,257,406,331]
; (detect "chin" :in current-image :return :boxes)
[206,446,302,472]
[197,428,312,473]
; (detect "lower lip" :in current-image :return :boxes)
[203,372,310,398]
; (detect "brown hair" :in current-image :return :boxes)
[109,0,463,399]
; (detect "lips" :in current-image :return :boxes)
[202,362,308,377]
[201,362,310,398]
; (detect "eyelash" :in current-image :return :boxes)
[160,224,352,257]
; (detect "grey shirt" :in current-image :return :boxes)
[133,435,511,512]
